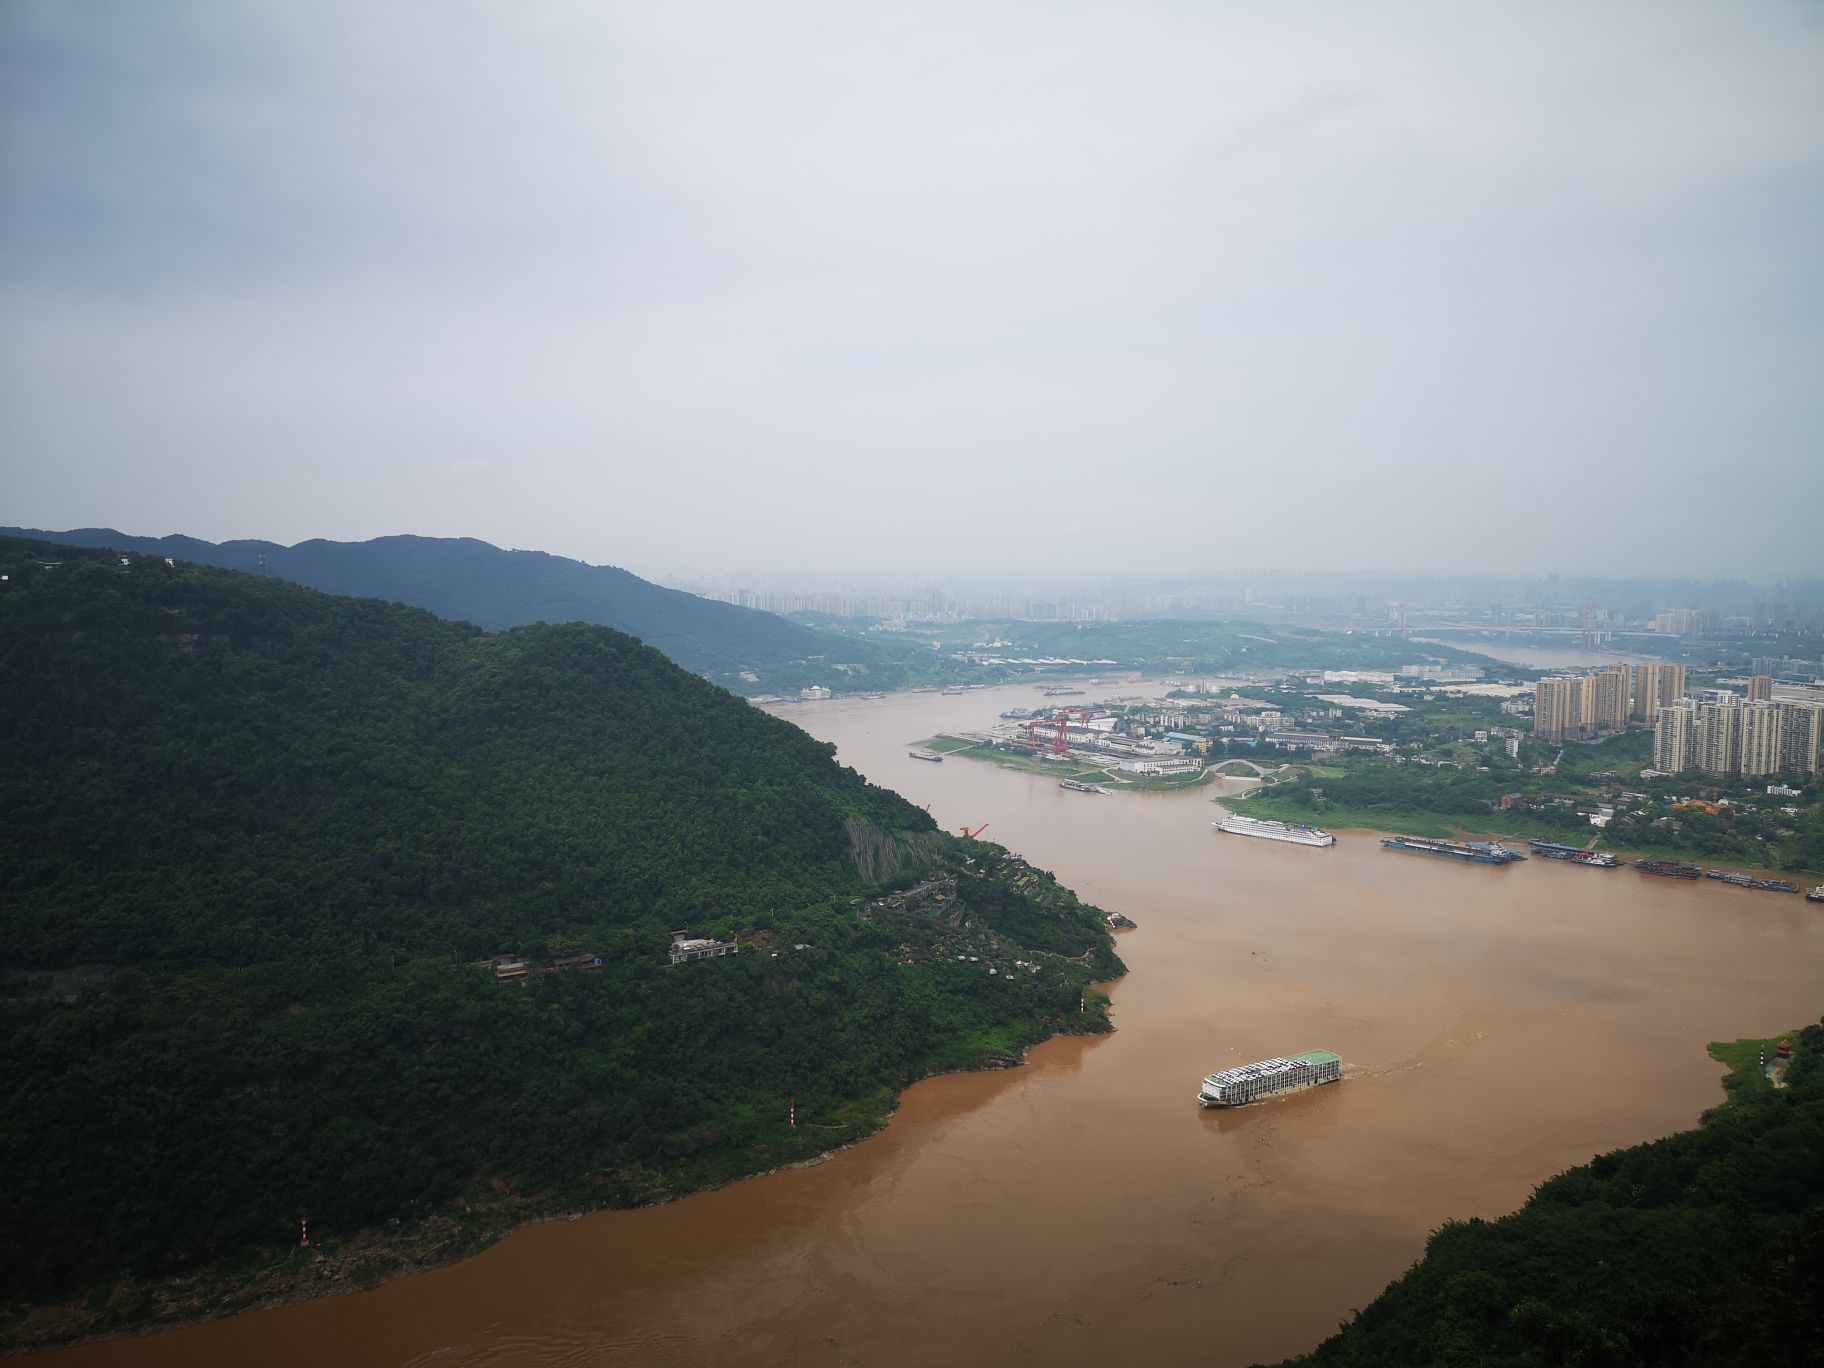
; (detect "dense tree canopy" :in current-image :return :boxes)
[0,540,1121,1328]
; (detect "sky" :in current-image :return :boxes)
[3,1,1822,581]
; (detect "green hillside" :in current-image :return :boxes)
[0,539,1121,1346]
[0,526,914,696]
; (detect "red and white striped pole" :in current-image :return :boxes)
[300,1211,309,1248]
[789,1098,796,1129]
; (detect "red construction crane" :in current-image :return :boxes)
[959,823,990,840]
[1022,706,1091,754]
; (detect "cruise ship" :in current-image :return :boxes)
[1198,1051,1342,1107]
[1380,835,1524,864]
[1528,838,1619,868]
[1214,815,1335,847]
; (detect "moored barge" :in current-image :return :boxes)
[1636,859,1702,879]
[1529,838,1619,867]
[1705,869,1755,887]
[1705,870,1801,893]
[1380,835,1524,865]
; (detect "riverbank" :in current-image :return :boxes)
[1227,784,1824,880]
[1278,1018,1824,1365]
[3,988,1118,1356]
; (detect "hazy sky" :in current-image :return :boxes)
[3,2,1822,580]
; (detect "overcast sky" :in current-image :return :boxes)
[3,2,1821,580]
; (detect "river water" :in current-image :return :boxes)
[42,684,1824,1368]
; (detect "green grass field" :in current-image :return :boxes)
[929,739,1212,792]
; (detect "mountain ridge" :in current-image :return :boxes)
[0,526,888,694]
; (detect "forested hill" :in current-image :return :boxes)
[0,525,890,695]
[0,538,1122,1346]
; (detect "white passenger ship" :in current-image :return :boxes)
[1198,1051,1342,1107]
[1212,815,1335,847]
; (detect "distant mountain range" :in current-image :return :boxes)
[1,527,893,694]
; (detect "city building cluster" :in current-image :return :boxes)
[1533,663,1822,777]
[1652,692,1823,779]
[657,567,1824,650]
[1533,664,1688,742]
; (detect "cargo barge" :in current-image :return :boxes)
[907,748,944,763]
[1380,835,1524,865]
[1705,870,1800,893]
[1059,779,1109,794]
[1636,859,1702,879]
[1528,838,1619,867]
[1198,1051,1342,1107]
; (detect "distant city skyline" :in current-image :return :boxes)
[4,4,1823,578]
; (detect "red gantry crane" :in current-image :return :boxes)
[1022,706,1092,754]
[959,823,990,839]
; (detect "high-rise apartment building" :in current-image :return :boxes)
[1695,697,1742,777]
[1534,676,1591,743]
[1653,695,1821,778]
[1653,609,1706,636]
[1658,664,1687,707]
[1630,664,1662,723]
[1747,675,1773,702]
[1780,703,1823,776]
[1739,702,1785,777]
[1537,667,1638,741]
[1593,665,1630,732]
[1653,699,1697,772]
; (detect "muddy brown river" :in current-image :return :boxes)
[43,685,1824,1367]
